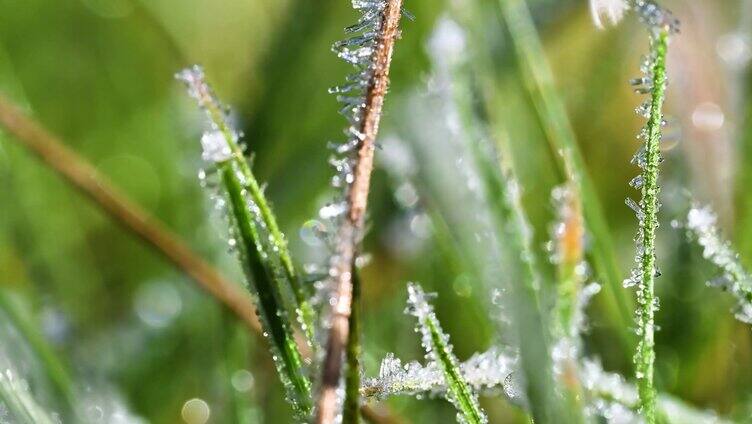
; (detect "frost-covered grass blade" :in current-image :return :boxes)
[177,66,317,349]
[315,0,407,421]
[406,283,488,424]
[685,204,752,324]
[176,66,313,418]
[621,3,678,420]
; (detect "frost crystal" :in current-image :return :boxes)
[589,0,629,29]
[686,204,752,324]
[200,131,233,163]
[362,347,517,402]
[176,66,240,164]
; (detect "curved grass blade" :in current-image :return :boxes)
[406,283,487,424]
[176,67,313,418]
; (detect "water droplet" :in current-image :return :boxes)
[300,220,326,247]
[717,32,752,69]
[181,398,210,424]
[134,281,183,328]
[692,102,725,131]
[231,370,255,393]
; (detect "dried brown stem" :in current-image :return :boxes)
[0,94,262,334]
[315,1,404,422]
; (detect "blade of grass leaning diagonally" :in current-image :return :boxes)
[406,283,488,424]
[176,67,313,418]
[685,203,752,325]
[496,0,634,351]
[316,0,406,422]
[177,66,317,349]
[0,95,263,336]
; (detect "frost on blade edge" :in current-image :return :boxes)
[406,283,488,424]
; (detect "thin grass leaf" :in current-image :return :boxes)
[406,283,487,424]
[621,4,678,419]
[176,66,317,348]
[176,67,313,418]
[685,204,752,324]
[496,0,635,354]
[316,0,407,421]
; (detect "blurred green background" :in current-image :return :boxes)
[1,0,752,422]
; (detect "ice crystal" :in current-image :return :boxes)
[176,66,238,164]
[313,0,394,309]
[686,204,752,324]
[590,0,629,29]
[362,347,517,405]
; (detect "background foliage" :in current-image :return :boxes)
[0,0,751,422]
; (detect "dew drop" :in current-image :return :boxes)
[691,102,725,131]
[181,398,210,424]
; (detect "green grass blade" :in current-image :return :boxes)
[177,66,317,348]
[406,283,488,424]
[685,203,752,324]
[342,269,362,424]
[177,67,313,418]
[625,26,671,423]
[496,0,634,353]
[219,162,313,416]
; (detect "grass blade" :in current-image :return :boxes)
[406,283,488,424]
[177,66,317,347]
[0,95,262,336]
[685,203,752,324]
[496,0,635,354]
[176,68,313,418]
[316,0,406,421]
[622,9,676,419]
